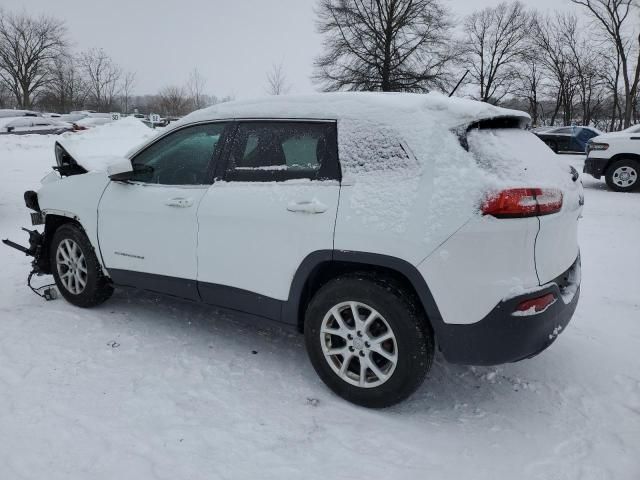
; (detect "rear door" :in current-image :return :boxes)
[98,122,230,299]
[196,120,341,317]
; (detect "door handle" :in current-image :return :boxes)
[287,199,328,214]
[165,197,194,208]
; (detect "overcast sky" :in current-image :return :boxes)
[2,0,579,98]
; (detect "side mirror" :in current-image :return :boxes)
[7,126,14,133]
[107,158,133,181]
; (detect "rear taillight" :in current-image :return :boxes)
[514,293,557,315]
[482,188,563,218]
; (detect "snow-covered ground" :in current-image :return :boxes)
[0,127,638,480]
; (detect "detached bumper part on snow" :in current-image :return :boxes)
[437,256,581,366]
[583,158,608,179]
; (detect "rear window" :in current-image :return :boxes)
[467,128,558,181]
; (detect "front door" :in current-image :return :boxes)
[98,122,230,299]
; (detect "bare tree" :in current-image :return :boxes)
[571,0,640,128]
[78,48,122,111]
[535,13,580,126]
[562,20,607,126]
[0,10,67,108]
[461,1,532,104]
[119,71,136,114]
[187,68,207,109]
[313,0,455,92]
[0,82,12,108]
[513,48,545,126]
[158,85,191,116]
[265,62,292,95]
[39,54,87,112]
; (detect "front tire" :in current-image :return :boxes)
[605,159,640,192]
[50,223,113,308]
[304,275,433,408]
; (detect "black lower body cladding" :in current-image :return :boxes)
[583,158,608,179]
[436,257,581,366]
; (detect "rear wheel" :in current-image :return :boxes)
[50,223,113,307]
[605,159,639,192]
[304,275,433,408]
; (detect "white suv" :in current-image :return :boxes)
[584,124,640,192]
[4,93,583,407]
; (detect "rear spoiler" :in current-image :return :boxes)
[456,115,531,151]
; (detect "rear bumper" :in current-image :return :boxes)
[583,157,608,179]
[437,256,581,366]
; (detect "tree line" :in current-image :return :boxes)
[314,0,640,130]
[1,1,638,130]
[0,9,236,117]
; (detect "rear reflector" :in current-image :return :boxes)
[482,188,563,218]
[515,293,557,314]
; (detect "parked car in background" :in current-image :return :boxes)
[584,124,640,192]
[0,117,74,135]
[534,126,602,153]
[60,113,89,123]
[3,93,582,407]
[59,112,117,130]
[0,109,42,118]
[75,113,115,128]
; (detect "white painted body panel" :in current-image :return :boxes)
[197,181,340,300]
[98,182,207,279]
[418,216,540,325]
[37,171,110,269]
[534,180,583,284]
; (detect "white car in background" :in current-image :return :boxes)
[3,93,583,407]
[0,109,43,118]
[0,116,75,135]
[584,124,640,192]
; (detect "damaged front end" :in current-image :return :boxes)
[2,191,56,300]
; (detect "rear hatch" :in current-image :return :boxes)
[466,121,583,285]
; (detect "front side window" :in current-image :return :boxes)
[130,123,227,185]
[226,122,340,181]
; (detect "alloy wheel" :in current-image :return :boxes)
[56,238,88,295]
[320,301,398,388]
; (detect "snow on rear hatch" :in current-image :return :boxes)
[468,127,582,285]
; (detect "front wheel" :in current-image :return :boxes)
[304,275,433,408]
[605,159,640,192]
[50,223,113,308]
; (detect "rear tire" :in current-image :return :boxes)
[605,159,640,192]
[304,274,433,408]
[50,223,113,308]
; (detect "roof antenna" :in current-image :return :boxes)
[449,70,469,98]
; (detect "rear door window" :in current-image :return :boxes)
[226,121,340,181]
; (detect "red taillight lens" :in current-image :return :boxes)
[515,293,557,314]
[482,188,563,218]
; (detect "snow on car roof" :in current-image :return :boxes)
[177,92,530,130]
[0,109,42,118]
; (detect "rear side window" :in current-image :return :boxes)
[226,121,340,181]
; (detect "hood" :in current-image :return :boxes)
[591,131,632,142]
